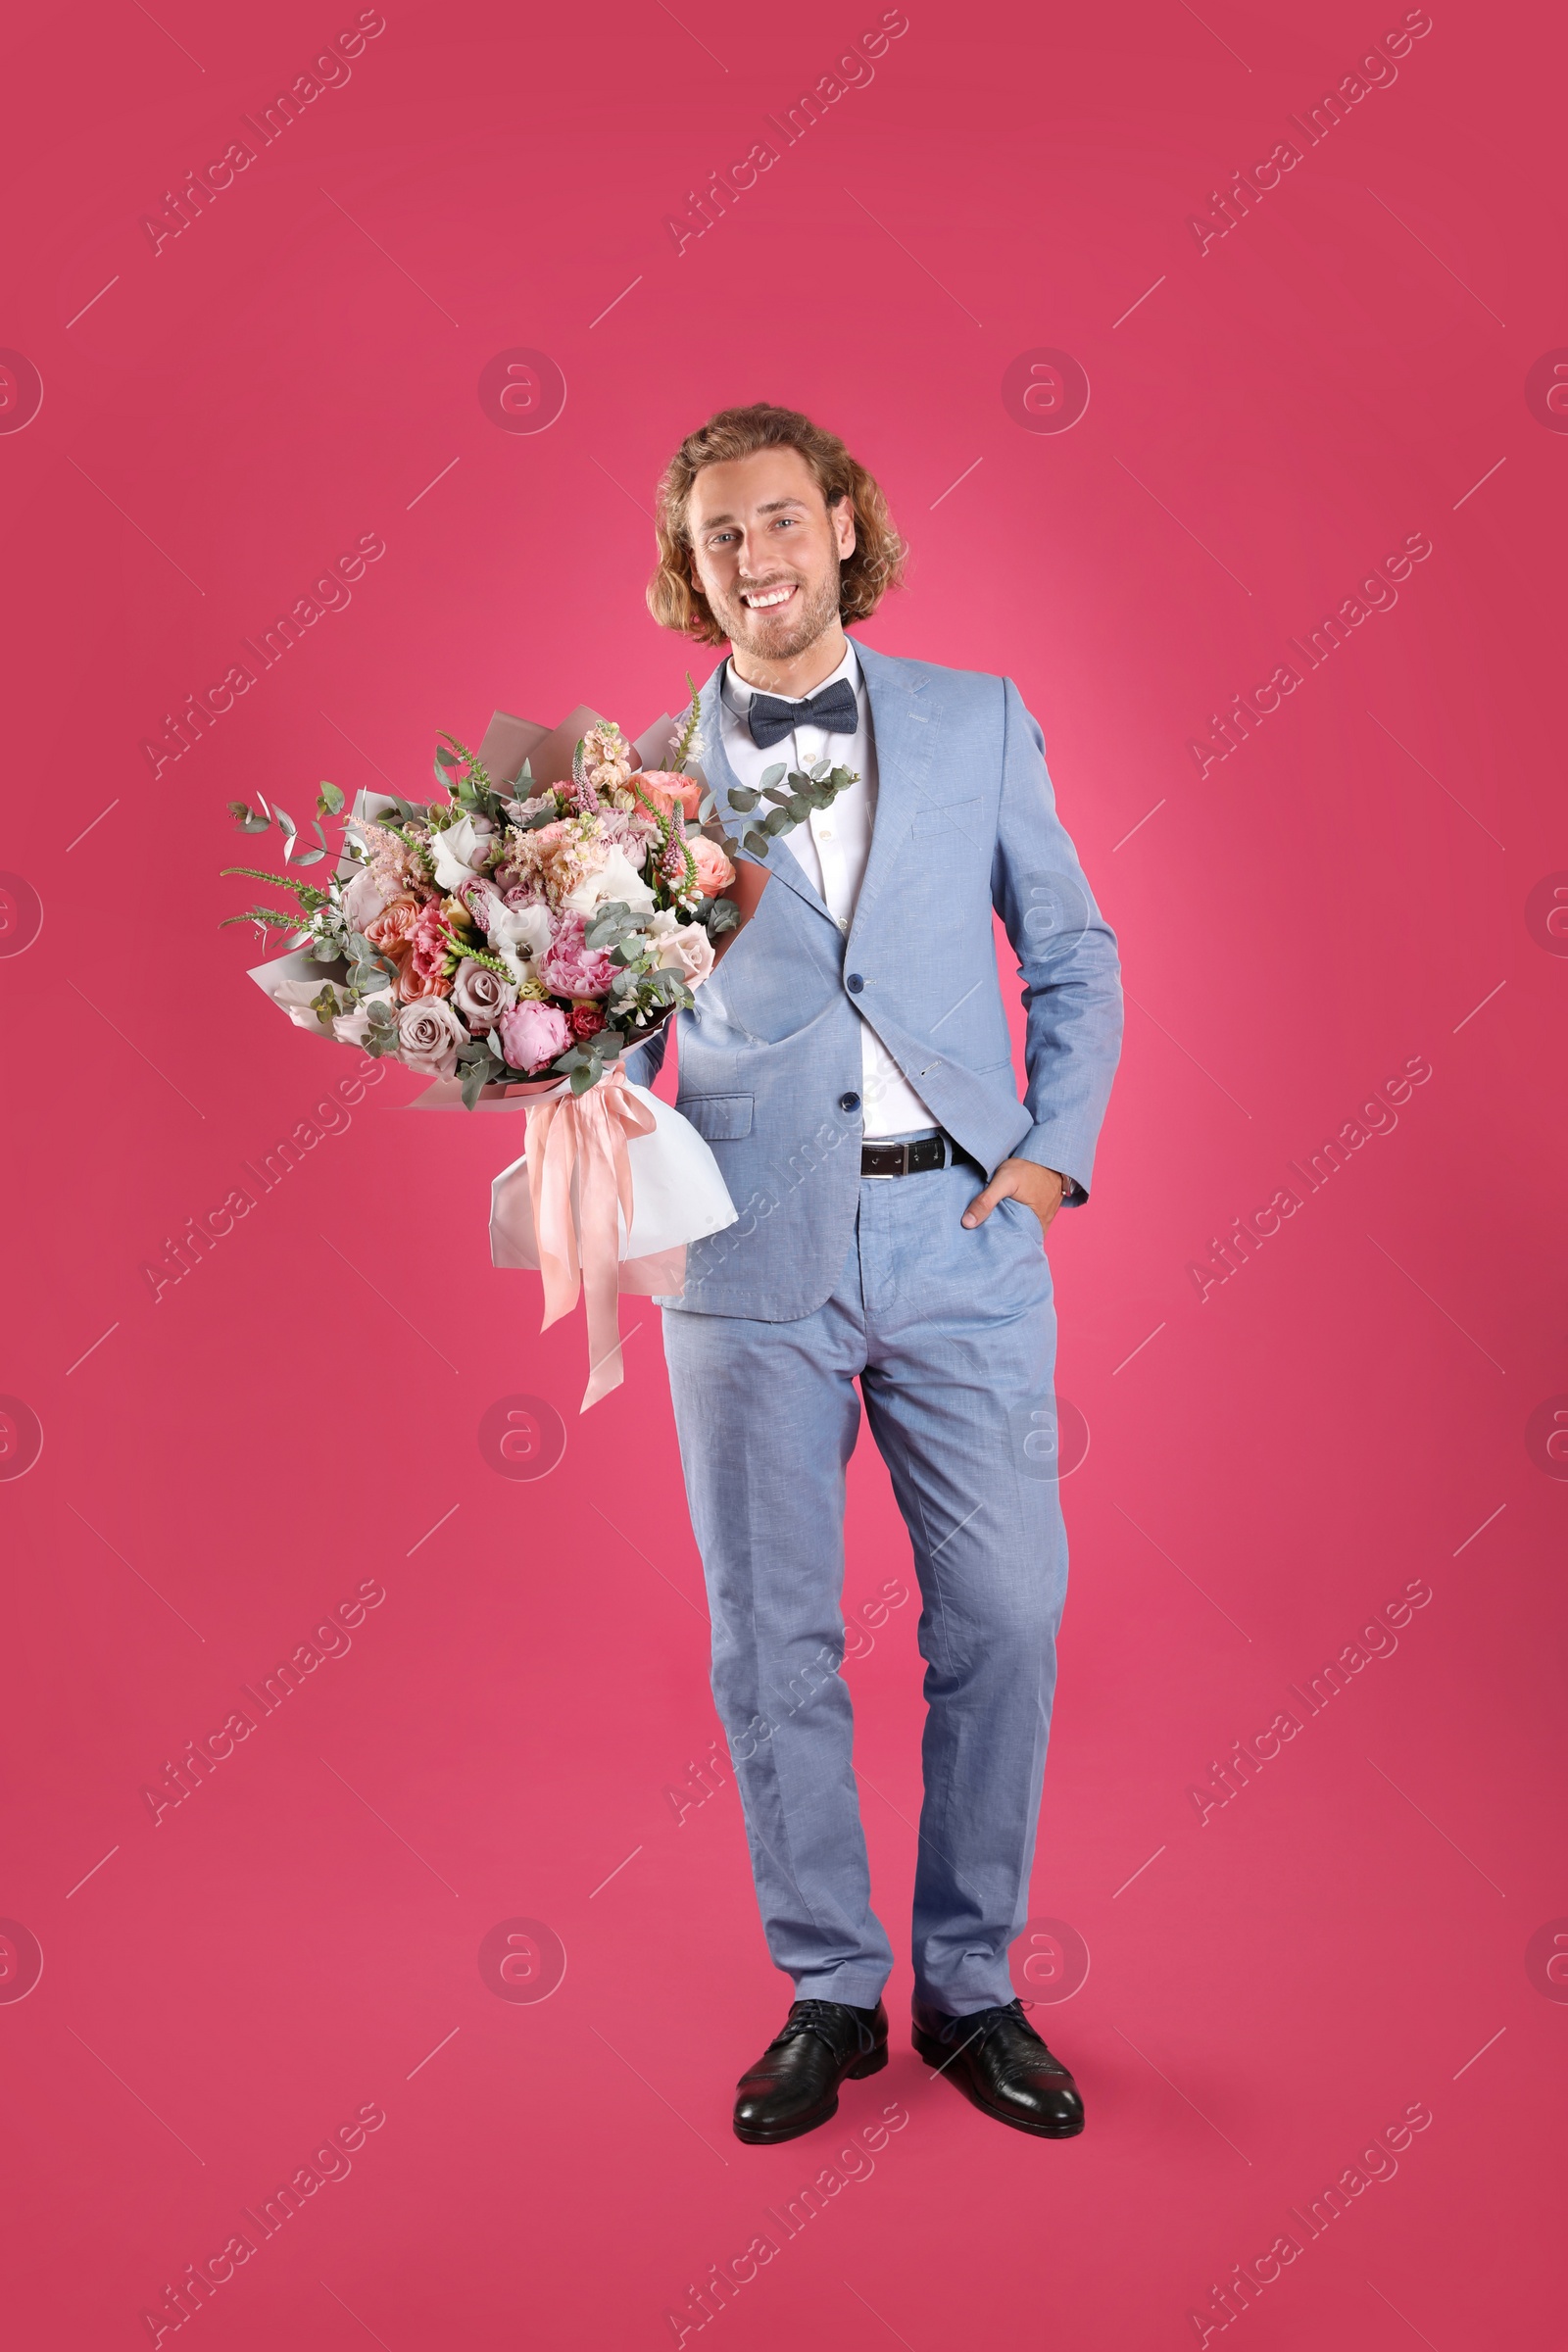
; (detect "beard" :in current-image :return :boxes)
[714,554,843,662]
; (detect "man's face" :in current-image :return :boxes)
[685,446,857,662]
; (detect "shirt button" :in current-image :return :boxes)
[839,1092,861,1112]
[846,972,864,994]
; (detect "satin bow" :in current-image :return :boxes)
[746,676,858,749]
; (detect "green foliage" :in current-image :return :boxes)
[219,906,301,935]
[309,982,343,1035]
[220,866,327,911]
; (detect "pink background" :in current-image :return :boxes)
[2,0,1564,2343]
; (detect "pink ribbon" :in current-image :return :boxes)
[520,1065,685,1411]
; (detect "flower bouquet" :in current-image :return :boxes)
[227,684,858,1407]
[225,682,739,1108]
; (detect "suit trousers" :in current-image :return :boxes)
[660,1139,1068,2016]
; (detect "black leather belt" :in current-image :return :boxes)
[860,1134,951,1177]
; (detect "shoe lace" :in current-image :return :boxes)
[776,1999,875,2061]
[942,2000,1064,2078]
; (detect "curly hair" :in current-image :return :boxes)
[647,402,907,644]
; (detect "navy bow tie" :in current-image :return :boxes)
[745,676,858,750]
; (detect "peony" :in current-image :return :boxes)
[396,997,465,1076]
[536,911,618,999]
[452,957,516,1032]
[498,998,570,1072]
[561,843,657,918]
[428,811,496,894]
[568,1001,606,1039]
[687,836,736,899]
[633,769,704,821]
[655,921,715,988]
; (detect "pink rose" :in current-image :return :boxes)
[396,997,465,1077]
[633,770,704,821]
[536,910,618,998]
[498,999,571,1073]
[687,836,736,898]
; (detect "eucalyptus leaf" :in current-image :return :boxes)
[272,805,298,840]
[787,795,811,822]
[762,808,792,835]
[744,828,771,858]
[317,781,345,816]
[728,787,760,812]
[759,762,787,789]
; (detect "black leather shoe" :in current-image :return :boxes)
[912,1997,1085,2137]
[733,1998,889,2145]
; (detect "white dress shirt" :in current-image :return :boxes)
[719,641,937,1139]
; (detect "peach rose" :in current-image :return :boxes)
[687,836,736,898]
[364,895,419,952]
[634,770,704,822]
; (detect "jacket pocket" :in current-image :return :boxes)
[677,1092,754,1141]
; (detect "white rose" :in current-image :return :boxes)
[655,921,715,987]
[429,811,495,894]
[563,845,656,918]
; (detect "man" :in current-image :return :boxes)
[627,403,1122,2145]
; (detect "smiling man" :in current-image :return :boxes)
[629,402,1123,2146]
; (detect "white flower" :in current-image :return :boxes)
[340,866,391,931]
[655,921,715,987]
[563,844,656,917]
[428,811,495,894]
[479,892,553,960]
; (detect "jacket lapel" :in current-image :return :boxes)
[846,642,934,952]
[695,661,834,921]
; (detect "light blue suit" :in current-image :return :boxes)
[627,642,1122,2014]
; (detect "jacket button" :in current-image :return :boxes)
[846,972,864,994]
[839,1092,861,1112]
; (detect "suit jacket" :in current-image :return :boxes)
[624,640,1123,1321]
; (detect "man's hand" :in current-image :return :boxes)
[962,1157,1066,1236]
